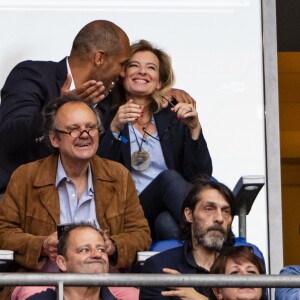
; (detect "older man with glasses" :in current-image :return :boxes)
[0,95,151,299]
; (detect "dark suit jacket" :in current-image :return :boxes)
[0,58,68,192]
[139,244,210,300]
[97,97,213,180]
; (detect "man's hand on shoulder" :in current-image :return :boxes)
[162,88,196,108]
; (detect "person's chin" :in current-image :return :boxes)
[74,147,96,158]
[87,266,108,274]
[207,230,225,239]
[237,288,260,299]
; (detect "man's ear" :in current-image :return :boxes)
[94,50,105,66]
[49,131,59,149]
[184,207,193,223]
[212,287,224,300]
[56,255,67,272]
[120,68,126,78]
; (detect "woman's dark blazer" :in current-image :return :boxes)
[97,97,213,180]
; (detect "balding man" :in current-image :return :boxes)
[0,19,130,194]
[28,222,116,300]
[0,95,150,299]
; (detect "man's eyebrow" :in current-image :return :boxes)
[65,122,97,128]
[203,200,230,208]
[76,244,90,250]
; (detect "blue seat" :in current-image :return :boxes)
[150,240,182,252]
[234,237,265,263]
[150,237,266,267]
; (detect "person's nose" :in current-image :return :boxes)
[90,248,101,259]
[78,130,90,139]
[238,268,247,275]
[214,209,224,224]
[139,66,147,75]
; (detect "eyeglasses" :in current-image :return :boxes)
[54,127,101,138]
[142,116,178,141]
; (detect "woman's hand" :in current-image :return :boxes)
[110,99,143,133]
[161,268,208,300]
[161,89,201,139]
[171,102,201,140]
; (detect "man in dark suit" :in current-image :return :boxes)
[0,19,130,194]
[139,177,236,300]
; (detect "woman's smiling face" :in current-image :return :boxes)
[213,258,262,300]
[122,50,162,98]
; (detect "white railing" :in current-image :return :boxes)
[0,273,299,300]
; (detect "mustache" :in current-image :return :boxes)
[86,258,107,265]
[206,225,226,235]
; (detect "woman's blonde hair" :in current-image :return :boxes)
[111,39,175,112]
[128,39,175,111]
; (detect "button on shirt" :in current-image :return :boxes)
[55,157,100,228]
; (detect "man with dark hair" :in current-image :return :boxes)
[139,177,236,300]
[0,19,130,194]
[0,96,150,299]
[28,222,116,300]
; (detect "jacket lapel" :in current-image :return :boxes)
[39,187,60,224]
[34,155,60,224]
[154,110,175,169]
[56,57,68,91]
[90,157,117,229]
[120,124,131,170]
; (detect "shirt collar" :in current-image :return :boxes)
[184,242,210,273]
[55,156,94,194]
[66,57,75,90]
[55,156,67,187]
[86,164,94,195]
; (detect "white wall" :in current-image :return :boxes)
[0,0,268,267]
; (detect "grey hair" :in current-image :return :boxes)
[42,94,103,150]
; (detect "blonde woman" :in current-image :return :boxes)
[98,40,212,240]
